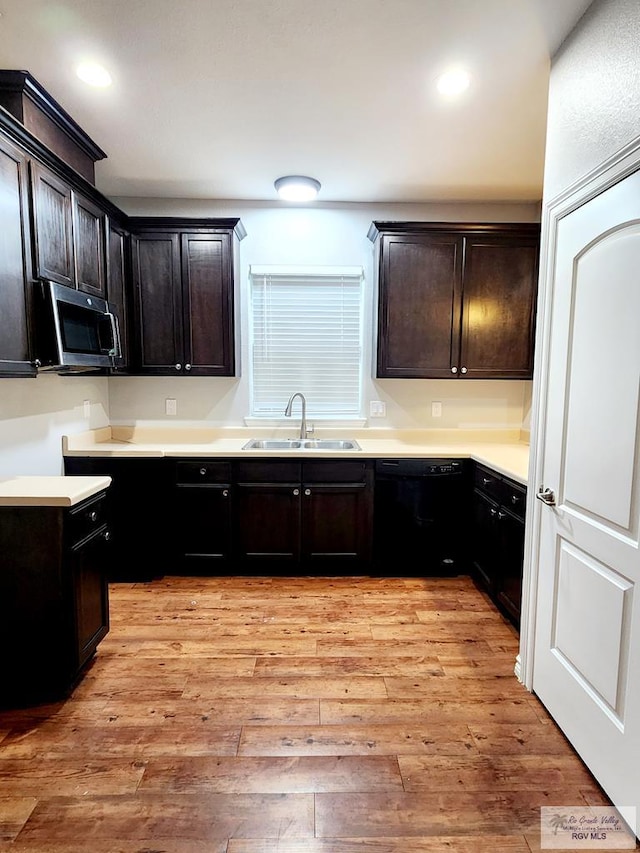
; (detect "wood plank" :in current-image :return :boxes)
[398,754,597,792]
[469,724,578,756]
[17,793,315,842]
[314,789,598,837]
[0,797,37,842]
[227,837,532,853]
[138,755,403,793]
[238,723,477,756]
[316,639,496,658]
[384,675,528,700]
[321,699,539,726]
[182,676,388,700]
[253,656,444,677]
[0,722,241,759]
[99,638,318,657]
[0,758,145,796]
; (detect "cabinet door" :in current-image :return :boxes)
[460,234,539,378]
[301,483,372,569]
[106,220,129,369]
[176,484,231,571]
[72,191,106,297]
[234,483,301,568]
[496,507,525,627]
[377,233,463,378]
[30,162,75,287]
[0,133,35,376]
[181,232,234,375]
[69,527,110,672]
[471,488,500,594]
[131,233,183,373]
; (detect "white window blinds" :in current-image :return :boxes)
[250,266,363,417]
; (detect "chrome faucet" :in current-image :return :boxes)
[284,392,310,439]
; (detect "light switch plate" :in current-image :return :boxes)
[83,400,91,419]
[165,398,177,416]
[369,400,386,417]
[432,401,442,418]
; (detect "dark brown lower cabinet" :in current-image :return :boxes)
[471,463,526,628]
[234,460,374,572]
[0,491,110,707]
[64,457,171,581]
[175,461,232,572]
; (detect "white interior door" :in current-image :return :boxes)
[533,167,640,822]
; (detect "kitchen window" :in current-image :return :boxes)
[249,265,364,418]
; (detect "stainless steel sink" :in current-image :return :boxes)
[242,438,361,451]
[242,439,302,449]
[300,439,361,450]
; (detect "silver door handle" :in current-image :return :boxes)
[536,487,556,507]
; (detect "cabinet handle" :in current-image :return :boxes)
[103,530,111,541]
[304,488,311,496]
[497,511,507,520]
[460,366,468,374]
[89,511,98,522]
[175,363,182,370]
[451,366,458,374]
[293,488,300,496]
[222,489,229,498]
[490,508,497,517]
[34,359,41,368]
[482,477,491,486]
[511,495,519,505]
[199,467,207,476]
[185,363,192,371]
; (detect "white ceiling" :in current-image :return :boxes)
[0,0,593,204]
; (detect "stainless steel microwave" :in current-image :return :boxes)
[34,280,122,372]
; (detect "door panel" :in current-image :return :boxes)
[533,168,640,820]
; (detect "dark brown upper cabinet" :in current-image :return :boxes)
[369,222,540,379]
[105,219,130,369]
[30,161,107,297]
[129,218,246,376]
[0,131,35,377]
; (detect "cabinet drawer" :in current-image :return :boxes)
[473,465,502,502]
[176,461,232,484]
[501,479,527,521]
[66,492,108,548]
[303,461,369,484]
[235,461,301,483]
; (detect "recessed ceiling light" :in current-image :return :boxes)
[274,175,321,202]
[436,68,471,98]
[76,62,112,88]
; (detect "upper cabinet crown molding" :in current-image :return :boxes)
[128,217,247,242]
[0,70,106,184]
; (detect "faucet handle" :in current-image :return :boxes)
[306,422,314,437]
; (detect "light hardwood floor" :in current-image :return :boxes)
[0,574,623,852]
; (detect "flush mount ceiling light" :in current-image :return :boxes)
[436,67,471,98]
[274,175,321,202]
[76,62,112,88]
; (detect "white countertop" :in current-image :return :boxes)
[63,427,530,485]
[0,476,112,507]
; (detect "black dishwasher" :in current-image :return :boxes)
[374,458,469,575]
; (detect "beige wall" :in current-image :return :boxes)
[0,374,109,476]
[109,199,537,432]
[543,0,640,202]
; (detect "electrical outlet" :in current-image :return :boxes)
[369,400,386,418]
[165,398,177,416]
[83,400,91,419]
[432,401,442,418]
